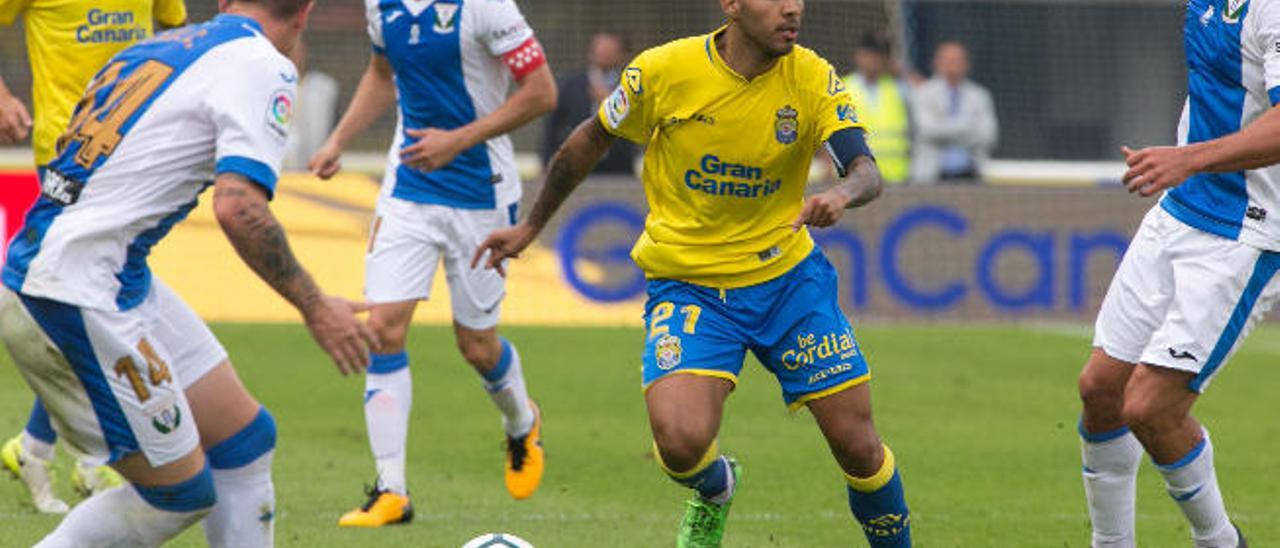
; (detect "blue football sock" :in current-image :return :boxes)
[680,456,731,501]
[846,445,911,547]
[657,441,733,504]
[25,397,57,445]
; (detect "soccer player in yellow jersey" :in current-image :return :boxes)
[0,0,187,514]
[477,1,911,546]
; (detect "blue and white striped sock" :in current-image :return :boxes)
[480,339,534,438]
[1080,423,1142,548]
[1157,431,1237,548]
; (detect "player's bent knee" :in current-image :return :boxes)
[1078,367,1124,408]
[371,321,409,351]
[1120,396,1172,435]
[457,338,498,370]
[369,306,415,351]
[840,435,884,466]
[135,463,218,514]
[652,426,715,473]
[830,433,884,477]
[207,407,276,471]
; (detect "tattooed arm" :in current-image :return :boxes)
[792,155,884,231]
[472,116,616,274]
[211,175,378,374]
[211,177,321,311]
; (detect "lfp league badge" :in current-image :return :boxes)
[775,105,798,145]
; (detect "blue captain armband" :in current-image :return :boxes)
[824,128,873,178]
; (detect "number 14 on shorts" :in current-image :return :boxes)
[113,338,173,403]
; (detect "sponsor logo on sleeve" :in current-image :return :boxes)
[604,85,630,128]
[265,89,294,141]
[491,22,530,43]
[837,102,858,123]
[40,170,84,206]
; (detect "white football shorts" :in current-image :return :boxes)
[0,278,226,467]
[365,193,514,330]
[1093,205,1280,392]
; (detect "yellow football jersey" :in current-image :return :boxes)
[0,0,186,165]
[597,28,862,288]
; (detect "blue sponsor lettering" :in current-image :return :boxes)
[556,203,646,303]
[78,9,147,43]
[555,201,1130,315]
[1068,232,1128,310]
[814,229,868,308]
[977,230,1055,311]
[880,205,969,310]
[87,9,134,26]
[837,103,857,122]
[684,154,781,198]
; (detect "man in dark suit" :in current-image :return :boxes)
[541,32,637,175]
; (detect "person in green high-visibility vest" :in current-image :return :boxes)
[843,32,911,185]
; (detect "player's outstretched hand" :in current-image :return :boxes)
[0,93,32,145]
[1121,145,1195,197]
[792,190,849,231]
[308,140,344,180]
[472,223,538,277]
[401,127,466,172]
[303,296,379,376]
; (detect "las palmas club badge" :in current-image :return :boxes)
[775,105,798,145]
[655,334,683,370]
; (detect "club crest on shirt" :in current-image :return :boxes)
[775,105,798,144]
[433,3,459,34]
[655,334,683,370]
[1224,0,1247,23]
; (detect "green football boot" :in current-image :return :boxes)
[676,457,741,548]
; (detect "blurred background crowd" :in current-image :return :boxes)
[0,0,1188,187]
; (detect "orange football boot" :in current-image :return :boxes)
[504,401,544,500]
[337,486,413,527]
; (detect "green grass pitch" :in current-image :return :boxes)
[2,324,1279,547]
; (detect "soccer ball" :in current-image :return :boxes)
[460,533,534,548]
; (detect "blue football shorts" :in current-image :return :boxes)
[641,249,871,410]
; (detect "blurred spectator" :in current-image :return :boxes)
[843,32,912,185]
[284,41,340,171]
[542,32,637,175]
[910,41,998,184]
